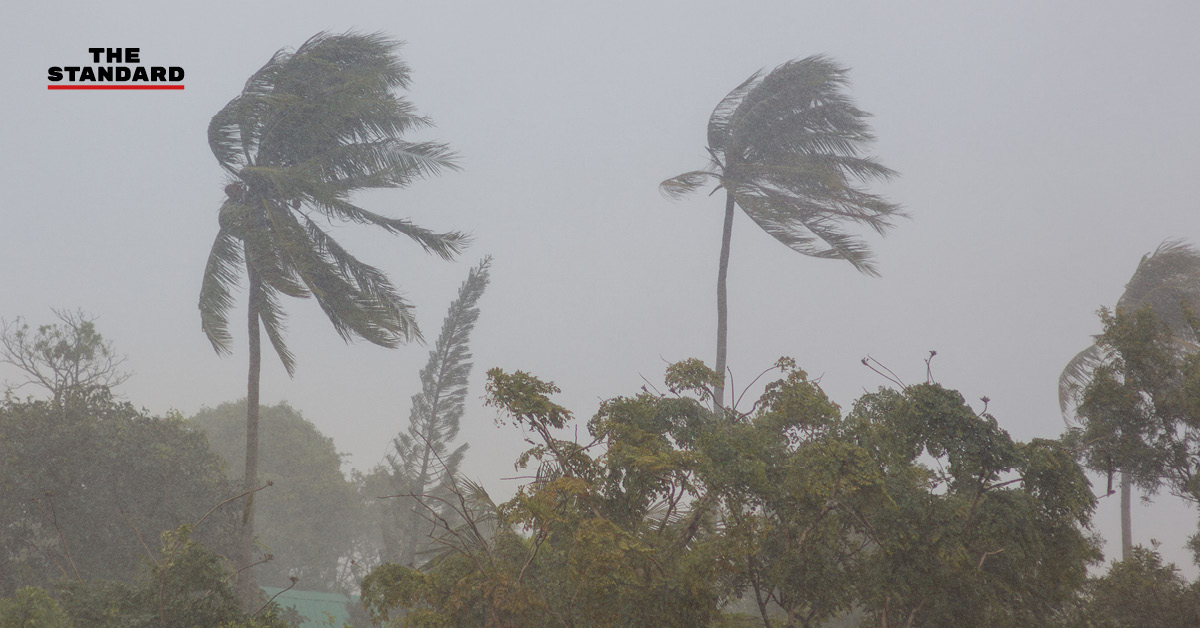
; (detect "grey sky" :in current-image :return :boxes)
[3,1,1199,572]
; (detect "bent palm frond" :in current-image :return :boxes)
[1118,240,1200,342]
[1058,343,1107,421]
[198,223,244,354]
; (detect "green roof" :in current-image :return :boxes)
[261,587,359,628]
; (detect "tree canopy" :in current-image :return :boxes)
[190,401,361,592]
[362,359,1099,628]
[0,391,234,596]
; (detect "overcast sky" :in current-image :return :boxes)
[4,1,1199,573]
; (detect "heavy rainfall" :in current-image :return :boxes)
[2,2,1200,626]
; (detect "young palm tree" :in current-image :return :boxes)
[1059,240,1200,560]
[198,32,467,604]
[661,55,901,408]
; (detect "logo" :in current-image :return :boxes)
[48,48,185,90]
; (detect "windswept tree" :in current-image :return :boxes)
[1059,240,1200,559]
[379,256,491,567]
[661,55,901,407]
[198,31,467,605]
[362,360,1098,628]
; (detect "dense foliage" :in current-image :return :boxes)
[361,359,1100,628]
[1070,307,1200,562]
[190,401,361,592]
[0,391,234,597]
[28,526,293,628]
[1061,547,1200,628]
[1059,240,1200,558]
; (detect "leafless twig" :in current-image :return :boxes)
[255,577,298,617]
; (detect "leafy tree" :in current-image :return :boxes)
[190,401,361,592]
[1070,307,1200,566]
[198,31,467,604]
[842,385,1098,628]
[0,308,129,408]
[376,257,492,568]
[52,526,294,628]
[671,362,1097,628]
[362,359,1097,628]
[1059,240,1200,558]
[363,367,728,628]
[0,390,234,596]
[0,586,71,628]
[1061,546,1200,628]
[661,56,901,406]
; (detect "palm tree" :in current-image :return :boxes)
[1059,240,1200,560]
[661,55,901,408]
[198,32,467,605]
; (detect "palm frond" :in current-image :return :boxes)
[198,223,244,354]
[299,217,424,342]
[234,163,469,261]
[731,184,881,275]
[644,496,691,531]
[1118,239,1200,340]
[290,228,419,348]
[727,55,856,155]
[1057,343,1107,422]
[244,204,311,300]
[659,170,717,200]
[707,70,762,152]
[207,102,249,174]
[311,200,469,261]
[250,275,297,376]
[250,197,418,348]
[207,49,289,172]
[300,139,460,191]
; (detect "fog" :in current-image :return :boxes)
[3,0,1199,584]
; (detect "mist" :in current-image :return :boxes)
[3,1,1199,625]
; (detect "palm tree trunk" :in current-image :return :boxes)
[236,263,262,609]
[1120,472,1132,560]
[714,191,736,410]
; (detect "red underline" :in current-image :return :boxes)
[47,84,185,90]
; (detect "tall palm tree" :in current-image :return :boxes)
[198,32,467,604]
[661,55,901,408]
[1059,240,1200,560]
